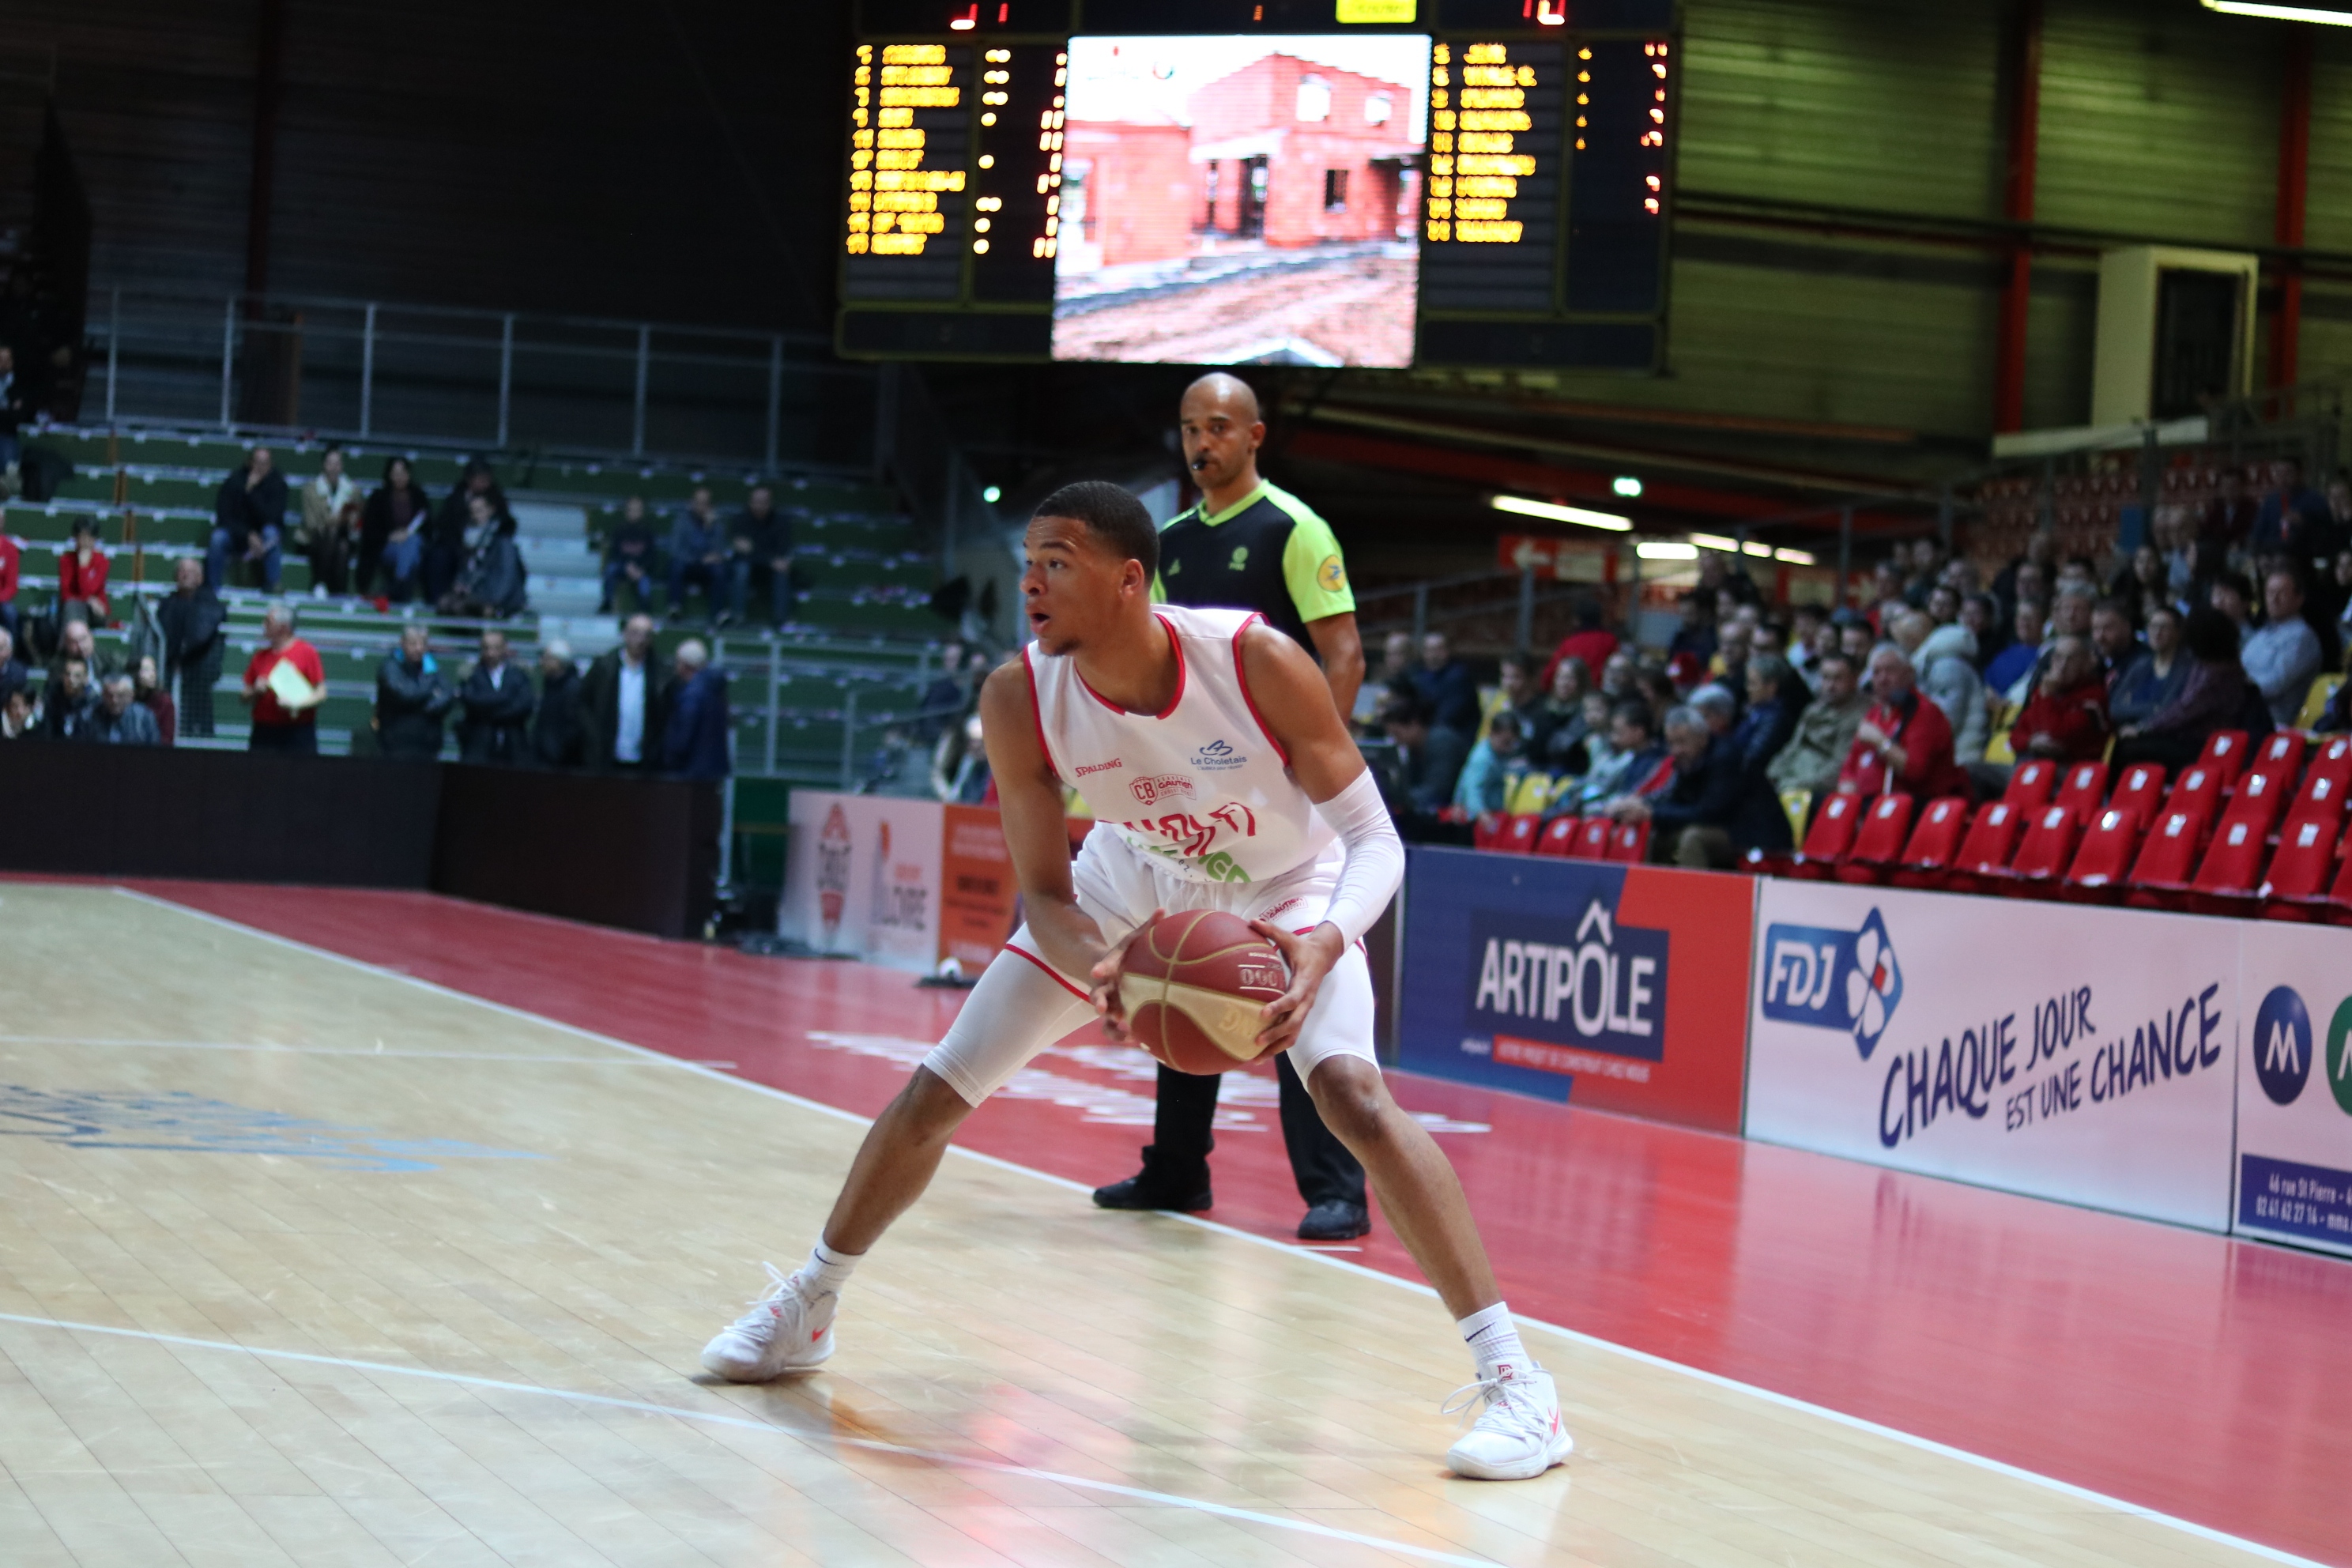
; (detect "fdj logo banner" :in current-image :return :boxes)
[1760,907,1904,1058]
[1468,901,1668,1062]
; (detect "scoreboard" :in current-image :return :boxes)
[838,0,1679,370]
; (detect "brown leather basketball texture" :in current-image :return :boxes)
[1117,910,1291,1075]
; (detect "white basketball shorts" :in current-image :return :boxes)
[920,826,1379,1106]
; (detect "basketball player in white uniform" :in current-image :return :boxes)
[700,481,1570,1480]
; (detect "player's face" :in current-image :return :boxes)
[1178,390,1262,491]
[1022,514,1141,656]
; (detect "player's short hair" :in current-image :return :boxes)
[1034,481,1157,579]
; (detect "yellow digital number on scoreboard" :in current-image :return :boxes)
[1426,42,1532,245]
[845,43,966,258]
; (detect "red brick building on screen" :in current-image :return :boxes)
[1065,51,1419,270]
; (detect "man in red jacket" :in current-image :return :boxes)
[1839,645,1969,799]
[2008,635,2111,763]
[239,603,326,754]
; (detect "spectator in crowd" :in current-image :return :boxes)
[158,556,226,738]
[58,516,109,623]
[2109,604,2189,731]
[533,640,586,768]
[2209,571,2255,645]
[1355,628,1414,732]
[2,686,30,739]
[1541,598,1618,690]
[2008,634,2111,763]
[916,641,975,741]
[600,495,659,615]
[296,445,362,596]
[1787,603,1826,682]
[1959,592,2007,673]
[49,617,110,686]
[1985,597,2044,695]
[2252,458,2329,562]
[239,602,326,753]
[662,638,730,781]
[1599,646,1641,701]
[1408,630,1479,734]
[0,522,18,638]
[2114,607,2252,771]
[38,654,95,739]
[0,624,24,707]
[1479,648,1544,743]
[668,487,728,620]
[1668,592,1717,666]
[1634,665,1680,722]
[442,492,529,619]
[2090,596,2141,681]
[374,624,450,760]
[582,613,669,773]
[360,455,432,601]
[1531,657,1591,762]
[1995,546,2049,628]
[726,484,797,628]
[1891,611,1987,762]
[2048,585,2094,646]
[2112,545,2169,625]
[89,671,160,745]
[2204,469,2258,553]
[1736,654,1802,774]
[1839,645,1969,799]
[427,460,503,605]
[133,654,175,747]
[1605,699,1740,867]
[1924,582,1962,628]
[209,446,286,590]
[1542,687,1612,777]
[931,711,991,804]
[1453,709,1530,816]
[1865,559,1908,634]
[1711,611,1755,706]
[2242,568,2323,727]
[2317,647,2352,734]
[0,343,21,477]
[1836,613,1876,669]
[1379,692,1468,816]
[1569,699,1672,814]
[456,628,536,765]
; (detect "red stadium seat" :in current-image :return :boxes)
[2186,816,2271,912]
[2323,835,2352,925]
[1786,792,1862,880]
[2248,730,2306,795]
[1567,817,1615,860]
[1948,801,2027,888]
[1472,812,1510,852]
[2123,806,2213,908]
[1501,813,1541,854]
[2196,729,2250,785]
[2107,762,2168,831]
[2282,765,2351,841]
[1888,796,1971,889]
[2308,736,2352,794]
[1605,820,1651,863]
[2063,808,2143,899]
[2261,816,2343,916]
[2221,767,2291,836]
[2164,763,2224,823]
[1534,816,1582,858]
[1835,793,1916,884]
[2003,759,2060,809]
[2052,760,2109,827]
[1997,803,2082,888]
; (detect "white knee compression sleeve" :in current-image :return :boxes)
[1314,767,1404,948]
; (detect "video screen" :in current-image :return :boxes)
[1051,34,1431,369]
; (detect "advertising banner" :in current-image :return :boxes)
[1747,882,2238,1231]
[780,792,945,971]
[939,804,1022,972]
[1395,849,1755,1133]
[2233,922,2352,1257]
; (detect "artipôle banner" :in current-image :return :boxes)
[939,804,1020,971]
[1746,881,2238,1231]
[1394,848,1755,1133]
[2233,921,2352,1257]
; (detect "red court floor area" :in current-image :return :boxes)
[111,880,2352,1566]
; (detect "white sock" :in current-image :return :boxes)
[1458,1301,1528,1379]
[799,1240,861,1299]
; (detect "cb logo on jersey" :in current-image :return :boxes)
[1130,773,1194,805]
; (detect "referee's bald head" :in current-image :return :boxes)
[1181,371,1260,424]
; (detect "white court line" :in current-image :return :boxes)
[0,1309,1488,1568]
[102,885,2331,1568]
[0,1034,736,1067]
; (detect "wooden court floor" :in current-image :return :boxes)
[0,881,2329,1567]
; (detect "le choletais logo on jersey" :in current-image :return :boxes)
[1193,738,1246,771]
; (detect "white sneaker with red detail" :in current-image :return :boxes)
[1442,1361,1572,1479]
[699,1262,837,1381]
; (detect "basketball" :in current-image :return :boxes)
[1116,910,1291,1074]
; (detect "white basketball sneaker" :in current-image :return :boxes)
[1442,1361,1572,1479]
[699,1262,837,1381]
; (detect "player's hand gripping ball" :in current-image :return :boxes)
[1114,910,1291,1074]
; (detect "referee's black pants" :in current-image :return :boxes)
[1147,1056,1366,1208]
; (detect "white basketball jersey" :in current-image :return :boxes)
[1023,605,1334,887]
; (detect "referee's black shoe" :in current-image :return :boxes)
[1091,1155,1212,1213]
[1297,1199,1371,1241]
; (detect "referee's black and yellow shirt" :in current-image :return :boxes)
[1152,480,1354,654]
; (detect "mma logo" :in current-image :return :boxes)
[1760,907,1904,1060]
[2253,986,2313,1106]
[1130,773,1195,805]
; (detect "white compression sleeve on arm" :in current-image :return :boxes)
[1314,767,1405,947]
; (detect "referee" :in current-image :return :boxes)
[1091,371,1373,1242]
